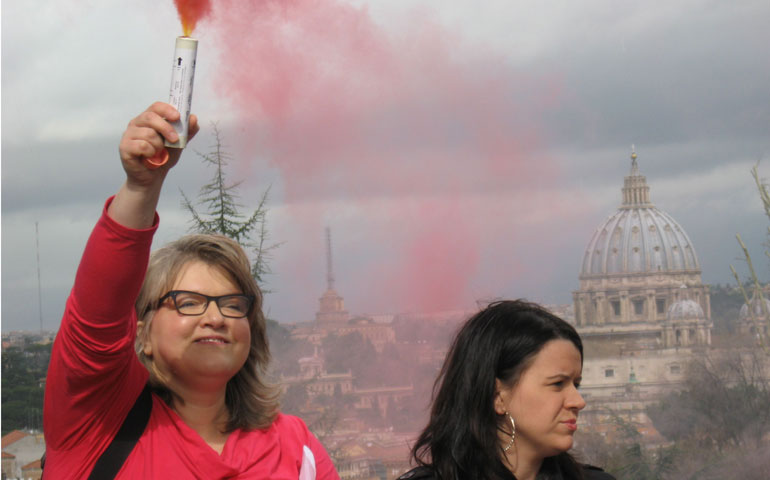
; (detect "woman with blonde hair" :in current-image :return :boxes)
[43,103,339,479]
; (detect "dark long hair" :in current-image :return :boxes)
[411,300,585,480]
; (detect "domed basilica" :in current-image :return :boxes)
[573,151,712,350]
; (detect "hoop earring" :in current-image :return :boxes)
[503,412,516,452]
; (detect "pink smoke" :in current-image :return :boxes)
[203,0,563,314]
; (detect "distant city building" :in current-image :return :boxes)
[1,430,45,480]
[316,288,351,325]
[353,385,414,418]
[282,350,354,398]
[664,285,711,347]
[335,317,396,353]
[316,227,351,325]
[334,436,412,480]
[282,350,412,418]
[738,285,770,337]
[573,150,712,349]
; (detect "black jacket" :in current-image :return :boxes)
[397,464,616,480]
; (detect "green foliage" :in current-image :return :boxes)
[709,284,747,334]
[265,318,292,350]
[1,343,51,434]
[322,332,378,383]
[638,352,770,478]
[576,414,679,480]
[610,443,679,480]
[281,383,309,414]
[267,321,314,376]
[181,123,280,290]
[648,354,770,451]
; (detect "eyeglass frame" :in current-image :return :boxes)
[157,290,255,318]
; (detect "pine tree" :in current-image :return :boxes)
[181,123,280,291]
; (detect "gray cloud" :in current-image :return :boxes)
[3,0,770,331]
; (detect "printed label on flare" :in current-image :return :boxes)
[166,37,197,149]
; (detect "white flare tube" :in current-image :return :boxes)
[165,36,198,148]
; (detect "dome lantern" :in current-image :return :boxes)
[622,146,652,208]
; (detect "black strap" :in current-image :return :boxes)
[397,466,436,480]
[87,383,153,480]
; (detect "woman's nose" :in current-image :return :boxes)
[568,386,586,411]
[200,300,225,327]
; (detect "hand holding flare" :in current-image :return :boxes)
[119,102,199,173]
[143,1,207,169]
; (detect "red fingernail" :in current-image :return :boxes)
[143,149,169,170]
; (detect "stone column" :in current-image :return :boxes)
[646,290,656,324]
[620,291,630,324]
[595,292,606,325]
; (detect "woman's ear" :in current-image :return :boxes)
[494,378,508,415]
[136,320,152,357]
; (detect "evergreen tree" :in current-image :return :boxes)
[181,123,281,290]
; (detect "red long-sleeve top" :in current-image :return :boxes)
[44,199,339,479]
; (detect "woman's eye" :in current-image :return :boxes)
[176,297,201,308]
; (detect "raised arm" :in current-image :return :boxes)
[108,102,199,228]
[43,104,200,472]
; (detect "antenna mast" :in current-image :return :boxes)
[326,227,335,290]
[36,222,43,333]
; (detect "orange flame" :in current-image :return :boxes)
[173,0,212,36]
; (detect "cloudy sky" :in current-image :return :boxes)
[3,0,769,332]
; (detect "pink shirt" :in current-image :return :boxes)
[44,199,339,479]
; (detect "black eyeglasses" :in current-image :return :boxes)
[158,290,254,318]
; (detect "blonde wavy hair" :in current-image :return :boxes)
[134,234,280,431]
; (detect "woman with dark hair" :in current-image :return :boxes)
[399,300,614,480]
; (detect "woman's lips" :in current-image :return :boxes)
[561,419,578,431]
[195,336,228,344]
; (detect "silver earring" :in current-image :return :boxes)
[503,412,516,452]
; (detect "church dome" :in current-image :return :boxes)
[739,295,770,320]
[580,154,700,277]
[668,298,705,321]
